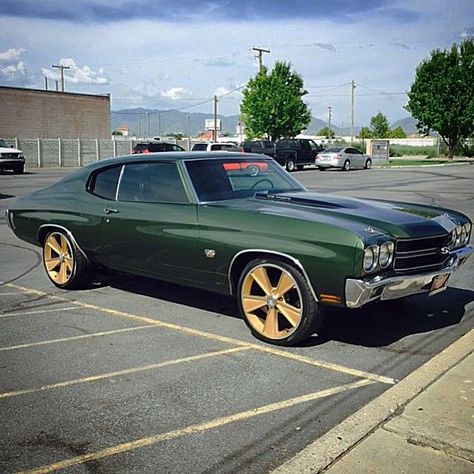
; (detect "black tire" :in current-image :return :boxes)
[42,230,93,289]
[318,167,326,171]
[237,258,324,346]
[296,165,304,171]
[342,160,351,171]
[364,159,372,169]
[286,157,296,172]
[13,165,24,174]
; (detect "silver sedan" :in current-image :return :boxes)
[315,147,372,171]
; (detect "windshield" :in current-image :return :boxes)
[185,158,305,202]
[192,143,208,151]
[0,139,7,147]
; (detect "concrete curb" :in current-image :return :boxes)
[272,329,474,474]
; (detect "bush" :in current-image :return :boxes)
[389,144,437,158]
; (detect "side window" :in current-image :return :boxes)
[118,162,188,203]
[89,166,122,200]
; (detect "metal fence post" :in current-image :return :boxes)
[113,136,117,157]
[78,139,82,167]
[96,138,100,161]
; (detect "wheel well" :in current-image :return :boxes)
[38,225,63,245]
[228,250,314,297]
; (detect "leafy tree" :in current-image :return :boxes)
[370,112,390,138]
[358,127,373,139]
[406,39,474,158]
[240,61,311,141]
[317,127,335,138]
[389,126,407,138]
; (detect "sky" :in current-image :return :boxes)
[1,0,473,128]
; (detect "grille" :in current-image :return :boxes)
[394,234,451,273]
[0,153,21,159]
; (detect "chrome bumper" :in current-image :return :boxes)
[345,246,473,308]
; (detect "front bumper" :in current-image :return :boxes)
[0,158,25,170]
[345,246,472,308]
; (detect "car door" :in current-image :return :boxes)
[349,148,364,168]
[91,161,200,284]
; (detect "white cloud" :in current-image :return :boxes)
[0,48,29,84]
[41,57,109,85]
[0,48,26,63]
[160,87,190,100]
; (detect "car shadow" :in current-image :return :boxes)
[94,272,240,318]
[94,271,473,349]
[0,193,15,199]
[302,287,474,348]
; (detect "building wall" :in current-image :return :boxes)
[1,86,110,139]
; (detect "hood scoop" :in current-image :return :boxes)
[254,191,353,209]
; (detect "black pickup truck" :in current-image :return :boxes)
[275,138,324,171]
[239,140,276,158]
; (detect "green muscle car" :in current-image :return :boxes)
[6,153,473,346]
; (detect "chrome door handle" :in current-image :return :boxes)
[104,208,119,214]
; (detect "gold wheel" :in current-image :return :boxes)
[43,232,74,285]
[240,263,303,341]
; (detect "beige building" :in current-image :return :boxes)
[1,86,111,139]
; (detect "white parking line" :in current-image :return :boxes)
[19,379,374,474]
[0,307,78,319]
[0,324,157,352]
[0,347,250,400]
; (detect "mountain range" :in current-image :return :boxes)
[112,108,418,138]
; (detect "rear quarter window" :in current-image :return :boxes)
[89,166,122,200]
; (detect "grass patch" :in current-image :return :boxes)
[376,159,469,167]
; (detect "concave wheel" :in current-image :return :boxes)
[43,231,93,289]
[238,260,323,345]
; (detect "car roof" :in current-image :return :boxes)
[82,151,268,170]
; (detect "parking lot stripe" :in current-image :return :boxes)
[0,347,249,400]
[6,283,396,385]
[19,379,374,474]
[0,325,157,352]
[0,307,78,319]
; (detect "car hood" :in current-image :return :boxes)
[223,191,467,240]
[0,146,22,154]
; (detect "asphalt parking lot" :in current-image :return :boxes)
[0,164,473,473]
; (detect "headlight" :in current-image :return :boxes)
[461,223,471,245]
[363,245,379,273]
[453,225,462,247]
[379,242,395,268]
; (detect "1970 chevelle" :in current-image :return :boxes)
[6,153,472,345]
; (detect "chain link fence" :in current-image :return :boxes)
[1,138,151,169]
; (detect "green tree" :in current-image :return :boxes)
[357,127,373,139]
[317,126,335,138]
[240,61,311,140]
[406,39,474,158]
[370,112,390,138]
[389,126,407,138]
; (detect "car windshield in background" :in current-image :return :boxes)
[185,158,305,202]
[0,139,8,147]
[191,143,208,151]
[324,147,343,153]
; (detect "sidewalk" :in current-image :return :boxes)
[273,330,473,473]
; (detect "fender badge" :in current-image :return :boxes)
[205,249,216,258]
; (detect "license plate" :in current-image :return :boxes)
[429,273,450,295]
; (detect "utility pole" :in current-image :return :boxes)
[328,107,332,143]
[252,47,270,72]
[213,95,219,142]
[52,64,70,92]
[350,80,356,143]
[44,77,48,91]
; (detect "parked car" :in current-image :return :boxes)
[6,153,472,346]
[0,138,25,174]
[275,138,324,171]
[315,147,371,171]
[240,140,276,158]
[191,142,239,152]
[132,142,185,154]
